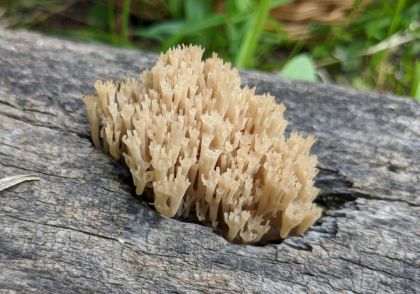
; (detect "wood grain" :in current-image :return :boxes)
[0,30,419,293]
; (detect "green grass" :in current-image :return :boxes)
[120,0,131,46]
[107,0,117,45]
[1,0,419,99]
[234,0,273,68]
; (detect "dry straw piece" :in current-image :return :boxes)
[83,45,322,244]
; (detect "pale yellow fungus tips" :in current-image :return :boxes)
[82,45,322,244]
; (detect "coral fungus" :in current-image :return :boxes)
[83,45,322,243]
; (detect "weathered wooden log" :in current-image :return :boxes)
[0,30,419,293]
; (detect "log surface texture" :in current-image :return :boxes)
[0,30,419,294]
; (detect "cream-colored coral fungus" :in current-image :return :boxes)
[83,45,322,244]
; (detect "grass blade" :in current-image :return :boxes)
[162,15,227,50]
[235,0,273,68]
[270,0,295,9]
[0,174,41,192]
[415,82,420,101]
[107,0,117,45]
[411,62,420,99]
[120,0,131,46]
[131,21,185,42]
[388,0,407,37]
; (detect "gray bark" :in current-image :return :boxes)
[0,30,419,293]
